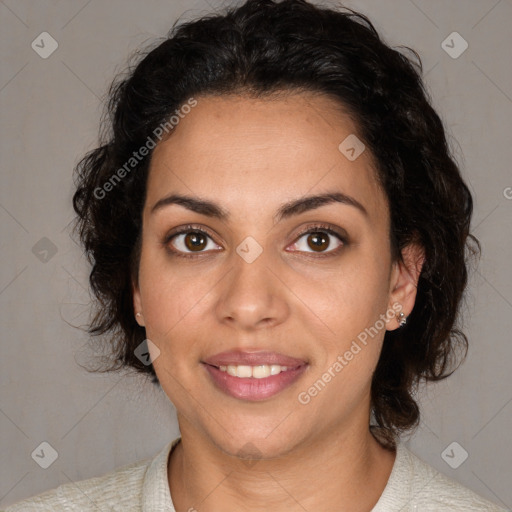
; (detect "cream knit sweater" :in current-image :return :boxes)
[3,437,508,511]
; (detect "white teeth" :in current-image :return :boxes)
[236,365,252,378]
[252,365,270,378]
[217,364,291,378]
[270,364,283,375]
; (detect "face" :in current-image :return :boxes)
[133,92,419,459]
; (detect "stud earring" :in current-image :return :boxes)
[396,311,407,327]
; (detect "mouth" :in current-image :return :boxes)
[201,350,308,401]
[215,363,298,378]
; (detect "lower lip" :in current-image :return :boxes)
[203,364,307,401]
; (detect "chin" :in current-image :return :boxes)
[206,421,309,462]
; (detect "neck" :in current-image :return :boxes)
[168,420,396,512]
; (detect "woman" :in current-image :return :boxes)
[6,0,507,510]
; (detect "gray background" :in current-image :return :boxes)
[1,0,511,508]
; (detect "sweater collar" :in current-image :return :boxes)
[141,435,407,511]
[142,436,181,511]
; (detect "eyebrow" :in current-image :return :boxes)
[150,191,368,222]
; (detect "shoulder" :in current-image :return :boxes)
[373,441,508,511]
[406,449,507,511]
[3,455,152,512]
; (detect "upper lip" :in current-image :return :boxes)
[203,350,307,368]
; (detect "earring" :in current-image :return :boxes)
[396,311,407,327]
[135,312,145,327]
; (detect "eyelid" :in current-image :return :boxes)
[292,223,348,244]
[163,223,222,259]
[163,222,348,258]
[286,222,348,257]
[164,223,218,242]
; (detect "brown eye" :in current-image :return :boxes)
[184,232,208,251]
[288,225,346,256]
[165,227,221,257]
[306,232,330,252]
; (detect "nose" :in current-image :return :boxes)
[215,246,290,331]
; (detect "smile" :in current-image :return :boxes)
[202,361,308,401]
[217,364,296,378]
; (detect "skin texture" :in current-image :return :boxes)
[133,92,424,511]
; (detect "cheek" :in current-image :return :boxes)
[139,262,210,396]
[137,249,209,341]
[295,265,389,415]
[292,253,391,342]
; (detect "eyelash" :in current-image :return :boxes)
[163,223,348,260]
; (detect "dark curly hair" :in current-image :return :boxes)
[72,0,479,445]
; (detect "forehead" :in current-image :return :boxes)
[146,92,387,222]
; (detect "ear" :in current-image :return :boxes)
[386,242,425,331]
[132,279,145,327]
